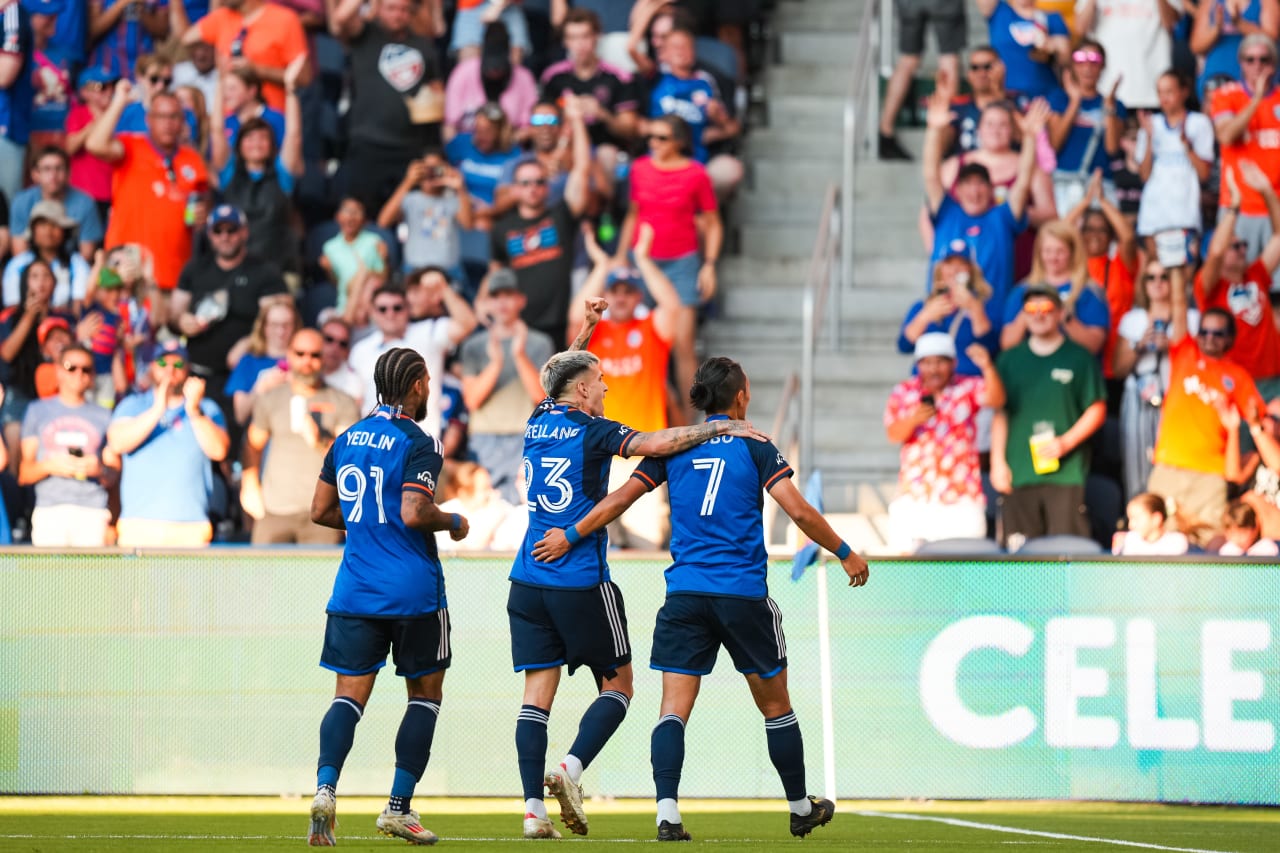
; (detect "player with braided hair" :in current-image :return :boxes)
[508,300,770,840]
[306,346,470,846]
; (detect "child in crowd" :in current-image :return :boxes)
[320,197,387,324]
[1217,502,1280,557]
[1112,492,1189,556]
[81,265,129,407]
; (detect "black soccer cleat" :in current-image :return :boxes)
[789,796,835,838]
[657,820,692,841]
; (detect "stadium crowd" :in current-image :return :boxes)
[884,0,1280,556]
[0,0,763,547]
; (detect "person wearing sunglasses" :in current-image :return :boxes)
[1045,39,1126,215]
[1195,160,1280,387]
[1192,0,1279,104]
[941,46,1014,157]
[1150,263,1266,546]
[17,344,119,547]
[318,317,363,406]
[990,284,1106,552]
[1209,34,1280,291]
[107,339,231,547]
[113,53,202,144]
[240,327,359,545]
[492,101,581,218]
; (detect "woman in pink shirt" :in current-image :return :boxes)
[64,68,118,224]
[616,113,721,424]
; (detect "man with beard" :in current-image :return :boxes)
[241,327,360,544]
[307,346,469,847]
[169,204,289,422]
[331,0,444,214]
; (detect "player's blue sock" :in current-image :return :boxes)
[317,696,364,789]
[650,714,686,802]
[388,698,440,813]
[764,709,807,802]
[567,690,629,771]
[516,705,550,802]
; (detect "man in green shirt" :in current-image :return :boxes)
[991,285,1107,550]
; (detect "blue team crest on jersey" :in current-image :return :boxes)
[1223,376,1236,392]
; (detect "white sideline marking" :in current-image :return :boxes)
[857,810,1236,853]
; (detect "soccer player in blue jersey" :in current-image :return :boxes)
[533,356,869,841]
[510,301,769,839]
[306,347,470,847]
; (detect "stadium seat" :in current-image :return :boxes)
[914,537,1005,556]
[1015,535,1105,556]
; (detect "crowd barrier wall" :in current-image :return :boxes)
[1,551,1276,803]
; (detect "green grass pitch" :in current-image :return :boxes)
[1,798,1278,852]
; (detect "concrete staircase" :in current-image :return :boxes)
[706,0,931,549]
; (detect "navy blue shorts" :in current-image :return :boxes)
[507,580,631,677]
[320,611,452,678]
[650,594,787,678]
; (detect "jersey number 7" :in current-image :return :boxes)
[692,457,725,516]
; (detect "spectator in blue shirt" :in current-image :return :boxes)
[1046,39,1127,215]
[1,0,36,203]
[1000,218,1111,356]
[645,26,742,197]
[979,0,1070,99]
[923,78,1046,324]
[9,145,103,260]
[445,100,522,228]
[113,52,200,141]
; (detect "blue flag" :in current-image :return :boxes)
[790,470,824,581]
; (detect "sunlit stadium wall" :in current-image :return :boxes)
[1,551,1277,803]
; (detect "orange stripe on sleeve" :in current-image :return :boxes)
[631,470,658,490]
[765,467,794,490]
[404,482,435,497]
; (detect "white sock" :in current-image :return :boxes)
[789,797,813,816]
[525,798,547,819]
[561,755,584,785]
[656,798,682,826]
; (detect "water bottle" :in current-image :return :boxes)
[597,211,616,245]
[229,27,246,59]
[183,192,200,227]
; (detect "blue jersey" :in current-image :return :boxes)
[634,417,793,600]
[512,401,640,589]
[0,4,34,145]
[320,407,447,618]
[987,1,1067,99]
[1046,90,1126,178]
[930,196,1024,327]
[648,70,720,163]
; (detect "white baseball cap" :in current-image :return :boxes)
[914,332,957,361]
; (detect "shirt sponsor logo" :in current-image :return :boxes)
[378,44,426,93]
[1050,368,1074,385]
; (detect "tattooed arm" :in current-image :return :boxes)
[568,297,608,351]
[402,489,470,540]
[622,419,770,458]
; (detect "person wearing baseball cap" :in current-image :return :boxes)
[884,332,1005,553]
[899,236,998,378]
[1,198,92,311]
[924,83,1051,318]
[108,337,230,548]
[564,223,681,548]
[169,201,288,419]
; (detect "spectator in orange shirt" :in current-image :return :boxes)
[1195,161,1280,395]
[572,222,678,548]
[1150,264,1266,542]
[1210,34,1280,291]
[181,0,311,112]
[86,80,209,321]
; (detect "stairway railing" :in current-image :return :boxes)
[794,0,883,486]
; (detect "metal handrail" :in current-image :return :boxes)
[839,0,883,315]
[799,183,839,484]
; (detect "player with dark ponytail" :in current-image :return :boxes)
[534,355,869,842]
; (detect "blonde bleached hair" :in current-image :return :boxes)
[1027,219,1092,316]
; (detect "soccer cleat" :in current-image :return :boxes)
[522,813,563,839]
[789,796,835,837]
[544,766,588,835]
[657,820,692,841]
[376,808,438,845]
[308,789,337,847]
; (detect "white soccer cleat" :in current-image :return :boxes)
[376,808,438,845]
[544,767,588,835]
[522,813,563,839]
[308,789,337,847]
